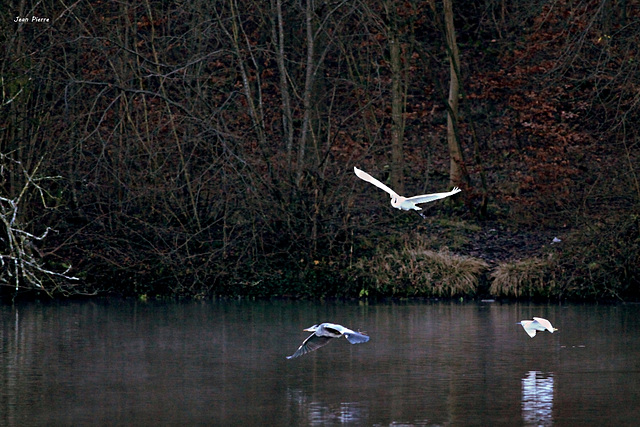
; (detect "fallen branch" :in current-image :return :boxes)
[0,154,79,295]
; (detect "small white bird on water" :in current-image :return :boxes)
[354,166,461,217]
[287,322,370,359]
[517,317,558,338]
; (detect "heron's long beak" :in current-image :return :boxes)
[303,327,314,332]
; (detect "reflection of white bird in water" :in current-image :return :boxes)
[517,317,558,338]
[354,166,461,217]
[287,323,370,359]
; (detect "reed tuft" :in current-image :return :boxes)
[489,257,556,297]
[356,241,488,297]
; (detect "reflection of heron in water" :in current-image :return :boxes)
[517,317,558,338]
[354,166,461,218]
[286,388,369,424]
[287,323,370,359]
[522,371,554,426]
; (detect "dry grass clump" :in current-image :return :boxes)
[489,257,557,297]
[356,243,488,297]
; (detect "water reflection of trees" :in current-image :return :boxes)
[286,388,368,425]
[522,371,554,426]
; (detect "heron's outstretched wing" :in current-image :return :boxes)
[343,331,370,345]
[323,323,370,345]
[532,317,556,333]
[286,333,333,359]
[354,167,399,198]
[404,187,461,205]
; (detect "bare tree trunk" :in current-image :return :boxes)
[380,0,407,193]
[228,0,267,148]
[273,0,294,169]
[443,0,466,188]
[297,0,315,187]
[390,32,405,194]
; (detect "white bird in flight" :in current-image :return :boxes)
[287,322,370,359]
[517,317,558,338]
[354,166,461,217]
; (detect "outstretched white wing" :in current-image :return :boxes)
[519,321,538,338]
[405,187,462,205]
[354,167,400,198]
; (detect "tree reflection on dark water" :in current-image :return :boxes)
[1,300,639,425]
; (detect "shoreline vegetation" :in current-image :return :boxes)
[1,1,639,302]
[2,209,638,302]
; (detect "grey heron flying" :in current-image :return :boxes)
[354,166,461,217]
[286,322,370,359]
[517,317,558,338]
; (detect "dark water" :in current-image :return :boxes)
[1,299,639,426]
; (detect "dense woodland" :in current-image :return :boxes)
[1,0,639,301]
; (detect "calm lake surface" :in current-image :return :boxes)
[1,299,639,426]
